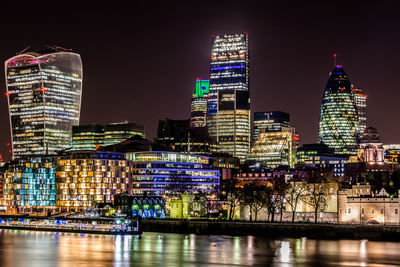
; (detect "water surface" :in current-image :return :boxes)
[0,230,400,266]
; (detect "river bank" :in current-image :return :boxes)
[142,219,400,241]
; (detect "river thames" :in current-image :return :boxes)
[1,230,400,266]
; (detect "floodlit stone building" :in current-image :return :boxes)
[338,184,400,224]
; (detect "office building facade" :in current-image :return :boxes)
[72,124,104,150]
[56,151,131,211]
[207,33,250,161]
[71,121,145,150]
[127,151,220,197]
[3,156,57,212]
[253,111,290,142]
[249,127,299,168]
[5,47,83,158]
[319,66,359,155]
[190,79,210,128]
[352,88,367,137]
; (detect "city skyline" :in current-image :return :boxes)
[1,2,400,160]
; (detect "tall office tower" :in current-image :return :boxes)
[207,33,250,161]
[352,88,367,137]
[5,47,83,159]
[253,111,290,142]
[104,121,145,146]
[319,66,359,155]
[190,79,209,128]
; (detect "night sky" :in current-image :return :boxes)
[1,1,400,160]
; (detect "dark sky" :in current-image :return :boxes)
[1,1,400,160]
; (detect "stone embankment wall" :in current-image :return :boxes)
[142,219,400,241]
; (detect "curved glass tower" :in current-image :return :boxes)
[5,47,83,159]
[319,66,359,155]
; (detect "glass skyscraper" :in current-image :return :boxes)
[5,47,83,159]
[352,88,367,137]
[207,33,250,161]
[319,66,359,155]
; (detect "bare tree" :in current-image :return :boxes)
[264,187,279,222]
[194,191,210,219]
[303,182,327,223]
[241,182,268,221]
[274,176,288,222]
[223,180,242,220]
[285,181,307,222]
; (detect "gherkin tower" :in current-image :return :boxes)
[319,66,359,155]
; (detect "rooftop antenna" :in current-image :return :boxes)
[333,53,337,67]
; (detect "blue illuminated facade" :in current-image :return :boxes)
[3,156,56,209]
[126,151,220,197]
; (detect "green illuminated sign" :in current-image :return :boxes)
[195,80,210,98]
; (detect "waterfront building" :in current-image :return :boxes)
[253,111,290,142]
[71,121,145,150]
[319,65,359,155]
[170,192,207,219]
[248,127,299,169]
[352,88,367,137]
[383,144,400,164]
[338,184,400,224]
[127,151,220,197]
[5,47,83,159]
[114,193,166,219]
[72,124,104,150]
[3,156,57,213]
[55,151,132,211]
[207,33,250,161]
[190,80,210,128]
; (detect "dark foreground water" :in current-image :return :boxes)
[0,230,400,266]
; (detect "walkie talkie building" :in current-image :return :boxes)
[5,47,83,159]
[207,33,250,161]
[319,66,359,155]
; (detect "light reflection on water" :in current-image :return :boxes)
[1,230,400,266]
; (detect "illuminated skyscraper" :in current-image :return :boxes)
[319,66,359,155]
[207,33,250,161]
[190,79,209,128]
[5,47,83,159]
[253,111,290,142]
[352,88,367,137]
